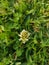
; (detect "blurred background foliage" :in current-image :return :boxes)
[0,0,49,65]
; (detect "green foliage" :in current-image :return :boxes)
[0,0,49,65]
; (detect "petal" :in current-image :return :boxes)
[18,34,21,37]
[19,38,22,41]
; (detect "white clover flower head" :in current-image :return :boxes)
[19,29,30,44]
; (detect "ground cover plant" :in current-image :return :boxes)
[0,0,49,65]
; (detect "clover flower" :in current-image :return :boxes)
[19,29,30,44]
